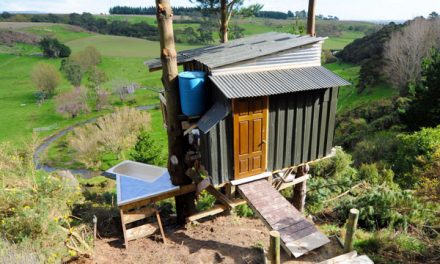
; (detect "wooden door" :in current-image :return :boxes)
[233,96,268,180]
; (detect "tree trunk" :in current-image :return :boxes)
[155,0,196,224]
[293,165,307,213]
[220,0,228,43]
[307,0,317,36]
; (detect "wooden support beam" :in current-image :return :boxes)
[344,208,359,253]
[186,199,247,222]
[292,166,308,213]
[206,185,234,210]
[276,174,310,191]
[269,231,281,264]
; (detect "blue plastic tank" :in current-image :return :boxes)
[178,71,206,116]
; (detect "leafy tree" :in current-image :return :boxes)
[31,63,61,98]
[402,49,440,130]
[61,59,84,87]
[39,37,71,58]
[190,0,244,43]
[131,130,165,166]
[429,11,439,19]
[87,66,108,91]
[55,87,89,118]
[238,3,263,17]
[1,12,12,19]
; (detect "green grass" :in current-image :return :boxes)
[325,62,397,112]
[23,24,94,42]
[324,31,364,50]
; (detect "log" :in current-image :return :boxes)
[344,208,359,253]
[292,166,307,213]
[307,0,317,36]
[155,0,195,224]
[269,230,281,264]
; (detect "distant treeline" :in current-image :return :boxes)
[108,6,339,21]
[109,6,200,16]
[1,12,160,41]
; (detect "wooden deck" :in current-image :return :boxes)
[237,179,330,258]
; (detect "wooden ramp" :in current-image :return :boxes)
[237,179,330,258]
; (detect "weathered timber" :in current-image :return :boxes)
[156,210,167,244]
[307,0,317,36]
[344,208,359,253]
[269,231,281,264]
[186,199,247,222]
[292,166,307,213]
[276,174,310,191]
[156,0,195,223]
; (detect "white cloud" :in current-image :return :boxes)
[0,0,438,20]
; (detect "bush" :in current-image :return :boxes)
[0,143,88,263]
[60,58,84,87]
[131,130,166,167]
[394,125,440,188]
[71,46,101,72]
[55,87,89,118]
[95,89,110,111]
[68,107,151,169]
[31,63,61,99]
[39,37,71,58]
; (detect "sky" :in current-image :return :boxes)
[0,0,439,21]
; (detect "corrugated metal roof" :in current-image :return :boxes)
[209,66,351,99]
[146,32,326,71]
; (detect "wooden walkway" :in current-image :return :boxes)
[237,179,330,258]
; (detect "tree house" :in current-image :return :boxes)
[147,32,349,186]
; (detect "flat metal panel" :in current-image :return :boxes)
[302,94,312,163]
[318,89,330,158]
[310,91,320,161]
[276,96,287,169]
[326,87,339,154]
[284,98,295,167]
[294,95,304,165]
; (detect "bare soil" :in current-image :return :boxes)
[75,214,344,264]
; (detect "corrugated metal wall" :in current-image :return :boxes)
[267,87,339,171]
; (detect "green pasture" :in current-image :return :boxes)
[325,62,397,112]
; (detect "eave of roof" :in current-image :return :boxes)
[208,66,351,99]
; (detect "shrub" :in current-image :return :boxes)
[60,58,84,87]
[112,80,138,103]
[31,63,61,99]
[131,130,166,166]
[70,46,101,72]
[234,204,255,218]
[87,66,108,92]
[195,191,216,212]
[55,87,89,118]
[0,143,88,263]
[39,37,71,58]
[68,107,151,169]
[358,163,380,185]
[394,125,440,188]
[95,88,110,111]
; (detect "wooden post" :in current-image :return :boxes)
[344,208,359,253]
[269,231,280,264]
[307,0,317,36]
[293,165,307,213]
[156,0,195,224]
[220,0,228,43]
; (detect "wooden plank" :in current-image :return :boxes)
[284,95,295,167]
[126,223,157,241]
[280,225,317,244]
[206,185,234,209]
[318,89,329,158]
[285,231,330,258]
[302,93,312,163]
[310,91,320,161]
[122,206,156,224]
[120,209,129,248]
[276,174,311,191]
[187,199,247,222]
[325,87,338,154]
[294,94,304,165]
[318,251,358,264]
[155,211,167,244]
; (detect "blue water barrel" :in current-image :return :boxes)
[178,71,206,116]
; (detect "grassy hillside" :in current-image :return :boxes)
[325,62,396,112]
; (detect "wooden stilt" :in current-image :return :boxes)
[293,165,308,213]
[120,209,129,249]
[269,231,281,264]
[344,208,359,253]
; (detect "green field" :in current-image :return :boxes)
[325,62,397,112]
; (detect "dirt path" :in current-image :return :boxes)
[76,215,344,264]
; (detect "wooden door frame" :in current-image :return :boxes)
[232,96,269,180]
